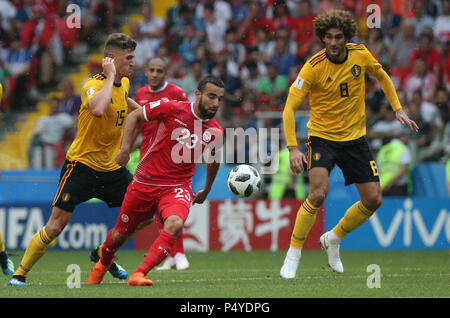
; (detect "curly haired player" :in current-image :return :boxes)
[280,10,418,278]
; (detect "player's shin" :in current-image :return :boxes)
[290,199,320,249]
[14,227,53,277]
[100,229,124,266]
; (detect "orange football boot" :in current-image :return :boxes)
[127,272,154,286]
[88,261,110,284]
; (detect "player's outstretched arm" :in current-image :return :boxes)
[115,108,144,167]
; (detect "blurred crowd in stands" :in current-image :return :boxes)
[0,0,448,172]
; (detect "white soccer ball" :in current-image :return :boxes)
[227,164,261,198]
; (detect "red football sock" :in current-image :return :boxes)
[135,230,177,275]
[170,230,185,257]
[100,229,120,266]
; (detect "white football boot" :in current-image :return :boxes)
[280,247,301,279]
[156,256,176,271]
[319,231,344,273]
[174,253,190,270]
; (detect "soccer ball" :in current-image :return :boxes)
[227,164,261,198]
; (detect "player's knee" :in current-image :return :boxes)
[164,215,184,236]
[308,188,327,207]
[44,222,66,239]
[362,192,382,212]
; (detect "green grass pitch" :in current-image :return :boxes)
[0,250,448,298]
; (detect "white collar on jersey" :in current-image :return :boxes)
[191,102,209,122]
[148,81,168,93]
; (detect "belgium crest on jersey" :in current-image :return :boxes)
[351,64,361,78]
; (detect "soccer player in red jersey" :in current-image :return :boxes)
[135,57,188,155]
[88,76,224,285]
[135,57,191,270]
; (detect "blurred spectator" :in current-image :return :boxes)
[29,96,74,169]
[434,0,450,44]
[387,19,417,86]
[443,42,450,91]
[266,36,296,77]
[364,28,390,66]
[379,0,402,39]
[58,79,81,117]
[406,95,433,152]
[410,89,439,125]
[68,0,101,42]
[294,0,316,58]
[165,0,192,35]
[3,36,32,111]
[213,61,242,125]
[377,128,413,196]
[55,8,80,63]
[410,0,435,38]
[367,104,403,151]
[257,62,288,108]
[417,87,450,161]
[178,23,203,70]
[133,2,165,71]
[203,2,228,54]
[242,46,268,77]
[236,1,269,47]
[169,3,205,54]
[240,60,263,98]
[318,0,343,13]
[409,31,441,78]
[265,0,297,31]
[14,0,34,31]
[181,60,205,101]
[195,0,233,23]
[223,26,246,69]
[21,2,61,88]
[403,57,438,101]
[232,96,257,129]
[264,26,297,62]
[365,75,387,115]
[253,26,271,58]
[0,0,17,33]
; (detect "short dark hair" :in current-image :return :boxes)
[197,76,225,91]
[104,33,137,57]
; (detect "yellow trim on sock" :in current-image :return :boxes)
[332,201,374,239]
[290,199,320,249]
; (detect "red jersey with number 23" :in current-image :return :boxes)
[134,99,224,186]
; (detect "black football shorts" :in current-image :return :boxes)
[305,136,380,185]
[52,160,133,212]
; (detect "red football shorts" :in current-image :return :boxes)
[114,180,193,235]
